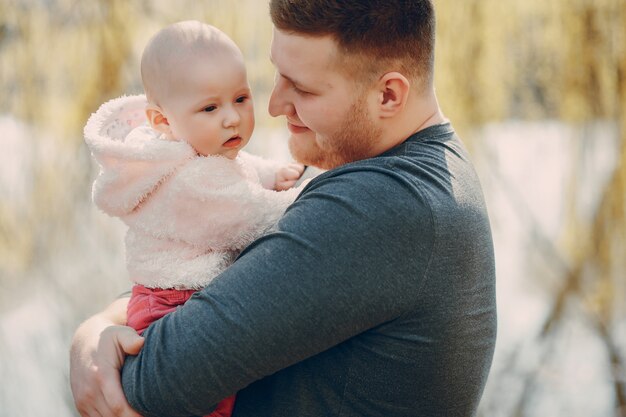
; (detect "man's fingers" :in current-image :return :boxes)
[99,364,143,417]
[69,301,133,417]
[84,397,110,417]
[117,330,144,356]
[73,383,108,417]
[91,326,143,416]
[70,356,107,417]
[73,387,97,417]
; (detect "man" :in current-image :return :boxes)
[70,1,497,416]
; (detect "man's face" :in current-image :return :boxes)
[268,29,381,169]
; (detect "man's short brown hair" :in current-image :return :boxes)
[269,0,435,89]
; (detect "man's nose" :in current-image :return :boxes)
[268,76,294,117]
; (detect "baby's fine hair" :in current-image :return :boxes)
[141,20,241,105]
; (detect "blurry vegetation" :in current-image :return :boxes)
[437,1,626,415]
[0,0,625,416]
[436,1,626,415]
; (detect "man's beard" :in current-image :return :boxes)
[289,95,382,170]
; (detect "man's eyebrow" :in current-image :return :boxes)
[284,73,305,87]
[279,71,309,90]
[269,54,307,89]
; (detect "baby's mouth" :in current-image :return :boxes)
[223,135,242,148]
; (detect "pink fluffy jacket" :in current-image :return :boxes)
[84,95,302,289]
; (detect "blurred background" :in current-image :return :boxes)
[0,0,624,416]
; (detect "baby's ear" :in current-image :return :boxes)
[146,104,172,136]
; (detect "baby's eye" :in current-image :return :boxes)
[235,95,248,103]
[203,105,217,112]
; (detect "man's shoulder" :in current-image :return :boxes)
[304,160,415,198]
[303,145,451,199]
[289,160,435,232]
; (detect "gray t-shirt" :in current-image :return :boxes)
[122,122,497,417]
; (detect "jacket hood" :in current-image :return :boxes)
[84,95,196,217]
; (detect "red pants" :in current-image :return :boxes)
[127,284,236,417]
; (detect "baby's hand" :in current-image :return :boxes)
[275,163,305,191]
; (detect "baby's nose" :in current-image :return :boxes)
[223,106,241,127]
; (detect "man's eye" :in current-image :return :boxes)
[204,105,217,112]
[293,86,309,96]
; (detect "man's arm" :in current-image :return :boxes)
[121,168,434,416]
[70,297,145,417]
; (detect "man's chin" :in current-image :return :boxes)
[287,132,350,170]
[290,149,342,171]
[288,135,324,168]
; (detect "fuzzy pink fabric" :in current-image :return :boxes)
[84,95,302,289]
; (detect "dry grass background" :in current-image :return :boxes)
[0,1,624,415]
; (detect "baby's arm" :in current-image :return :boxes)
[163,157,302,251]
[275,163,305,191]
[238,151,304,190]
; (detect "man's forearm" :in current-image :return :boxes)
[70,296,143,417]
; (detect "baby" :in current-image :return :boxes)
[83,21,305,417]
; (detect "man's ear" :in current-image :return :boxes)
[146,104,172,136]
[376,72,410,118]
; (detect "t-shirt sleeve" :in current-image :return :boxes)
[121,167,435,417]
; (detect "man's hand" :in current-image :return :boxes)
[70,298,145,417]
[275,163,305,191]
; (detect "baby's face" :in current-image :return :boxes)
[160,50,255,159]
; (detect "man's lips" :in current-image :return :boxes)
[223,136,242,148]
[287,122,310,134]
